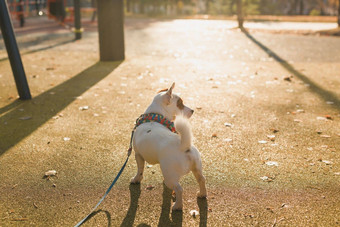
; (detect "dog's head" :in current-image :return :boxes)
[152,82,194,120]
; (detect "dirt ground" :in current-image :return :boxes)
[0,17,339,226]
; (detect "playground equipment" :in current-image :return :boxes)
[0,0,31,100]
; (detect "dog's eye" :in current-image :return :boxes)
[177,98,184,110]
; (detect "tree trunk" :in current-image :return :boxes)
[97,0,125,61]
[338,0,340,27]
[237,0,243,28]
[205,0,210,14]
[299,0,304,15]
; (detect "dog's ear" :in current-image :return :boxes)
[163,82,175,105]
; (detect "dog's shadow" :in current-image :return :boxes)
[197,197,208,227]
[121,183,208,227]
[79,183,208,227]
[158,183,183,227]
[120,183,142,227]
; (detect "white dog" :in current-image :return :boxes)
[131,82,207,210]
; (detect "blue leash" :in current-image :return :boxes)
[74,131,134,227]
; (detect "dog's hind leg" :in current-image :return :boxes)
[130,153,145,184]
[160,162,183,211]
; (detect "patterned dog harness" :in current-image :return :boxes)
[135,113,177,133]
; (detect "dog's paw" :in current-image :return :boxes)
[171,203,183,211]
[197,191,207,199]
[130,177,142,184]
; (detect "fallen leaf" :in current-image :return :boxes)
[52,114,63,120]
[317,116,327,121]
[44,170,57,178]
[224,122,232,127]
[79,106,89,111]
[146,185,154,190]
[283,76,292,82]
[270,128,279,133]
[19,116,32,120]
[211,133,218,138]
[322,160,333,165]
[324,115,333,120]
[260,176,272,182]
[223,138,233,142]
[280,203,288,208]
[266,207,274,213]
[265,161,278,166]
[244,214,255,218]
[190,210,199,218]
[267,135,275,141]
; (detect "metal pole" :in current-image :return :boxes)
[97,0,125,61]
[0,0,31,100]
[74,0,82,40]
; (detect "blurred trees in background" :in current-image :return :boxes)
[122,0,339,17]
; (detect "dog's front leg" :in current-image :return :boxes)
[130,153,145,184]
[191,151,207,198]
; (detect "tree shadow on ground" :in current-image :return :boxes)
[0,99,21,115]
[0,61,121,156]
[241,28,340,110]
[0,37,75,62]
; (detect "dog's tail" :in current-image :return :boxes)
[175,116,192,152]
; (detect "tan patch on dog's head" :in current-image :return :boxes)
[177,98,184,110]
